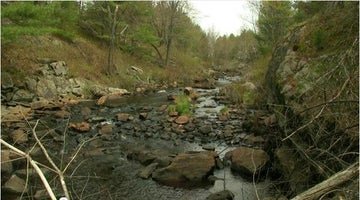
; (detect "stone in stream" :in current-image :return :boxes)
[139,112,148,120]
[199,124,212,135]
[1,150,13,174]
[174,115,189,125]
[224,147,269,177]
[3,174,27,193]
[68,122,91,132]
[202,144,215,151]
[10,129,28,144]
[137,163,159,179]
[152,151,217,187]
[116,113,132,122]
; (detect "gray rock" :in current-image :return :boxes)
[3,174,27,193]
[36,78,58,99]
[202,144,215,151]
[34,189,48,200]
[138,163,158,179]
[152,151,217,187]
[199,125,212,135]
[12,89,34,102]
[1,150,13,174]
[49,61,68,76]
[206,190,234,200]
[25,77,37,92]
[1,72,13,90]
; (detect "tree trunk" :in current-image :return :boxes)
[291,161,359,200]
[165,1,179,67]
[150,43,165,67]
[107,4,119,75]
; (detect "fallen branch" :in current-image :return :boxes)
[0,139,57,200]
[291,161,359,200]
[28,119,70,200]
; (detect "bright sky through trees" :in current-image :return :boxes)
[190,0,256,36]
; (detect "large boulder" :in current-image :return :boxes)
[225,147,269,177]
[152,151,217,187]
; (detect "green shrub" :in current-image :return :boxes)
[175,94,192,115]
[168,94,192,115]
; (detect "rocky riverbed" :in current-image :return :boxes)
[1,63,283,199]
[1,83,283,200]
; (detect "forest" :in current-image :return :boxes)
[1,1,359,200]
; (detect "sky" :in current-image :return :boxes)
[189,0,257,36]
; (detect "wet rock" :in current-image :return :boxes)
[223,130,233,140]
[116,113,131,121]
[96,95,107,105]
[3,174,27,193]
[144,132,153,138]
[160,133,171,140]
[49,61,68,76]
[138,163,159,179]
[127,149,163,166]
[174,115,189,125]
[225,147,269,176]
[88,138,104,148]
[34,189,48,200]
[184,123,195,132]
[202,144,215,151]
[215,157,224,169]
[81,107,92,118]
[1,150,13,174]
[167,94,176,101]
[168,111,179,117]
[158,104,168,112]
[99,124,113,135]
[242,134,265,146]
[11,129,28,144]
[199,125,212,135]
[54,110,70,118]
[205,190,234,200]
[152,151,217,187]
[184,87,193,96]
[139,112,148,120]
[68,122,91,132]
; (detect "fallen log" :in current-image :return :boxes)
[291,161,359,200]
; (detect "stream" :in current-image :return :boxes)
[6,76,273,200]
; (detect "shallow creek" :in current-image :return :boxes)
[37,76,272,200]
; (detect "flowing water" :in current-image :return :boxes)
[30,76,272,200]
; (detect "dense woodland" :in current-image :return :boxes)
[1,1,359,200]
